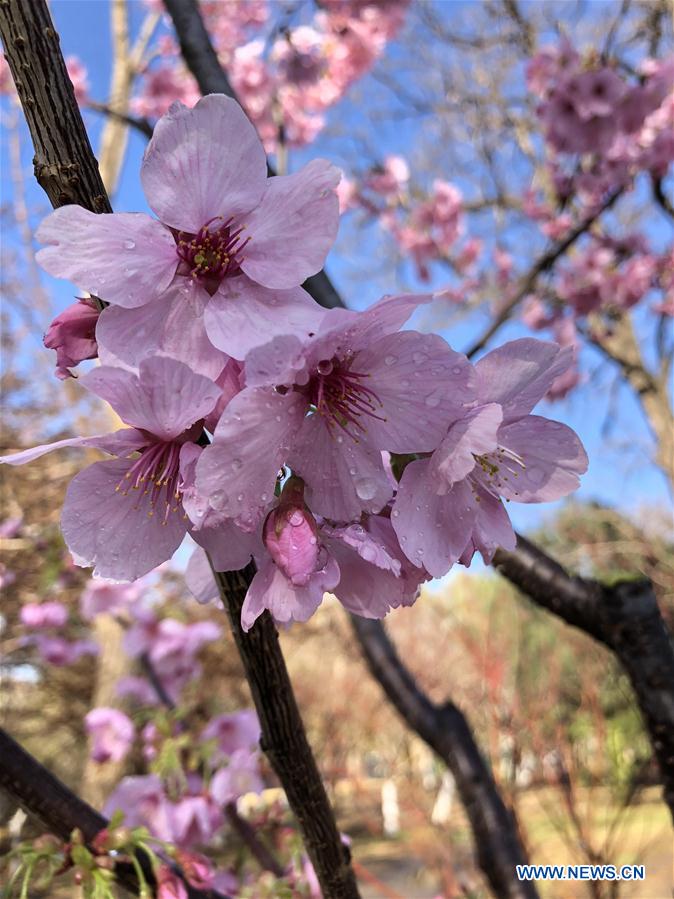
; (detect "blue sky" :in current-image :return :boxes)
[2,0,671,540]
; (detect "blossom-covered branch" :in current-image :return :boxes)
[0,728,230,899]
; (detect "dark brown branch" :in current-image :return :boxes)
[0,0,110,212]
[493,534,674,822]
[0,728,229,899]
[464,187,623,359]
[351,617,537,899]
[213,563,360,898]
[87,100,155,139]
[652,175,674,221]
[224,802,286,879]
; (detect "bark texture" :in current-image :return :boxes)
[0,0,110,212]
[214,565,361,899]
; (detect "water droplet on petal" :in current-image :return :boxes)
[413,352,428,364]
[384,355,397,366]
[231,458,243,470]
[355,478,377,500]
[123,239,136,250]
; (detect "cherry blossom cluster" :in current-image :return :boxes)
[2,94,587,632]
[134,0,408,151]
[10,560,325,896]
[528,41,674,200]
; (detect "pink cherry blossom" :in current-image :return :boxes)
[210,749,264,805]
[197,293,476,528]
[1,357,228,580]
[130,64,200,120]
[85,707,135,763]
[65,55,89,105]
[201,710,261,759]
[43,298,99,379]
[365,155,409,195]
[25,634,98,666]
[20,601,68,629]
[392,339,588,574]
[36,95,339,362]
[156,867,187,899]
[79,579,142,621]
[173,851,214,890]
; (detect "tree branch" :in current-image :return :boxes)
[212,562,360,898]
[0,0,110,212]
[351,616,537,899]
[493,534,674,823]
[0,728,229,899]
[464,187,623,360]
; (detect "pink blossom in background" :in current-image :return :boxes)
[116,676,158,706]
[365,155,409,195]
[210,750,264,805]
[131,65,200,119]
[26,635,98,666]
[0,55,14,94]
[85,707,135,763]
[65,55,89,105]
[173,851,214,890]
[547,316,582,400]
[201,709,261,759]
[79,579,142,621]
[20,601,68,629]
[0,516,22,538]
[104,775,175,842]
[43,298,99,380]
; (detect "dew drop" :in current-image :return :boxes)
[412,352,428,365]
[355,478,377,500]
[231,458,243,470]
[123,239,136,250]
[384,355,397,366]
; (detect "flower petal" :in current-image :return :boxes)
[391,460,476,577]
[36,207,177,309]
[185,548,219,605]
[241,557,339,632]
[430,403,502,489]
[289,414,393,521]
[496,415,588,502]
[240,159,340,289]
[141,95,267,233]
[196,387,306,531]
[356,331,476,453]
[82,358,220,441]
[476,338,573,422]
[1,430,145,466]
[96,281,228,379]
[61,458,187,580]
[464,483,516,564]
[204,279,323,360]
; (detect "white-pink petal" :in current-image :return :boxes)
[196,387,306,531]
[96,282,228,380]
[289,414,393,521]
[204,279,323,360]
[240,159,340,289]
[496,415,588,502]
[476,338,573,422]
[81,358,220,441]
[36,206,177,309]
[61,458,187,580]
[141,95,267,233]
[356,331,476,453]
[392,460,476,577]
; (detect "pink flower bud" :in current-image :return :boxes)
[263,479,320,586]
[174,850,214,889]
[157,866,188,899]
[43,298,99,379]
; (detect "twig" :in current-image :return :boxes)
[493,534,674,823]
[351,616,537,899]
[464,187,623,359]
[0,728,230,899]
[212,562,361,898]
[87,100,154,139]
[224,802,286,879]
